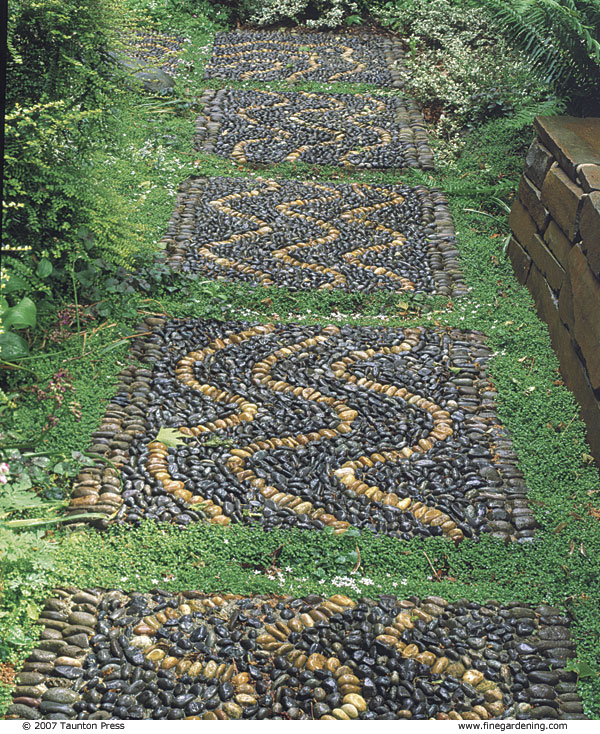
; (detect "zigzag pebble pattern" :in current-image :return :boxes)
[164,177,466,296]
[197,88,433,169]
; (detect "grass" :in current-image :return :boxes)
[1,0,599,720]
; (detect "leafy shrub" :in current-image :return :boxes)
[485,0,600,109]
[373,0,560,150]
[230,0,365,28]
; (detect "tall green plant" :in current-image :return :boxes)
[486,0,600,107]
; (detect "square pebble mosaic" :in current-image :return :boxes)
[66,319,535,542]
[6,589,585,720]
[163,176,466,296]
[197,88,433,169]
[203,30,405,86]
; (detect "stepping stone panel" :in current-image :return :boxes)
[197,88,433,169]
[122,30,186,77]
[164,177,466,296]
[6,590,585,720]
[66,319,534,542]
[204,30,405,86]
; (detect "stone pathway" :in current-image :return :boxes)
[65,317,533,543]
[163,178,464,294]
[7,590,584,720]
[5,27,587,722]
[204,30,405,85]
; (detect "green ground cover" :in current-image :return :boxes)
[1,0,599,718]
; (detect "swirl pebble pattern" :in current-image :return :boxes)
[197,88,433,169]
[163,176,466,296]
[5,589,586,720]
[66,318,536,542]
[204,30,405,85]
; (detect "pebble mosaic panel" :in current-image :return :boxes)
[197,88,433,169]
[204,30,405,86]
[6,590,585,720]
[122,30,186,77]
[163,176,466,296]
[66,319,535,542]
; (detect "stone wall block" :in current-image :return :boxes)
[577,163,600,192]
[507,237,532,285]
[549,318,600,460]
[559,245,600,390]
[544,220,572,269]
[509,199,538,250]
[528,233,565,292]
[518,175,550,232]
[579,191,600,277]
[534,116,600,181]
[525,139,555,188]
[526,263,560,335]
[541,165,584,241]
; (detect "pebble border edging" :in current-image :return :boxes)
[6,590,585,720]
[161,176,467,296]
[204,29,406,86]
[65,319,535,543]
[196,88,433,170]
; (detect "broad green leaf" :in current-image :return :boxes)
[151,427,188,448]
[2,273,29,294]
[0,331,30,359]
[2,296,37,330]
[36,258,53,278]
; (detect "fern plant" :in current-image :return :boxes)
[486,0,600,107]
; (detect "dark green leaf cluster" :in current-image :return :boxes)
[485,0,600,108]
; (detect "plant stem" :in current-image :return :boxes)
[71,265,83,355]
[0,360,39,377]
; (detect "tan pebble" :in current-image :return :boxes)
[486,702,505,717]
[326,657,340,673]
[133,623,156,636]
[484,688,503,703]
[188,662,203,677]
[343,694,367,712]
[376,634,398,648]
[473,705,489,719]
[463,669,484,686]
[299,613,314,627]
[235,694,256,706]
[222,702,242,719]
[203,660,218,679]
[341,703,359,719]
[331,708,350,720]
[462,712,481,720]
[306,653,326,671]
[339,684,362,696]
[397,710,412,719]
[448,711,463,720]
[161,656,179,670]
[415,651,436,666]
[256,634,276,646]
[202,712,218,720]
[431,656,449,674]
[329,594,355,607]
[236,684,255,695]
[402,644,419,658]
[232,673,250,686]
[337,673,360,686]
[176,660,191,675]
[146,649,165,662]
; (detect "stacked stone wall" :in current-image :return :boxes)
[508,117,600,461]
